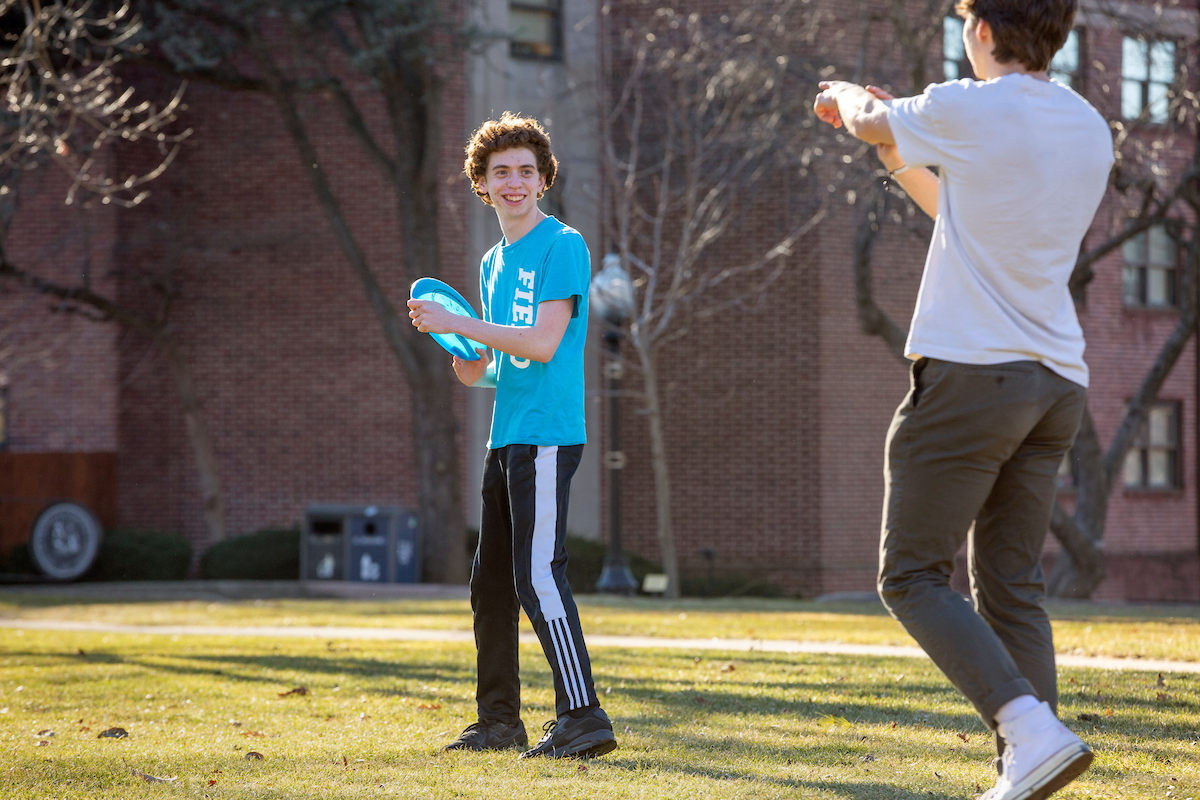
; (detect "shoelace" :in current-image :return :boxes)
[535,719,558,744]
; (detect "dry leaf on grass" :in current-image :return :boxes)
[577,764,588,773]
[417,703,441,711]
[693,695,708,704]
[131,768,176,784]
[245,751,264,761]
[35,740,50,747]
[1157,673,1166,688]
[1157,692,1170,702]
[1077,713,1100,722]
[279,686,309,697]
[720,663,736,672]
[956,733,969,743]
[36,729,55,737]
[98,727,128,739]
[240,731,266,738]
[817,715,852,728]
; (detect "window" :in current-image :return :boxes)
[943,16,974,81]
[510,0,562,61]
[1123,403,1182,490]
[1122,37,1175,123]
[1050,29,1082,89]
[1122,225,1178,308]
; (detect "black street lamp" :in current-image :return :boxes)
[590,253,639,595]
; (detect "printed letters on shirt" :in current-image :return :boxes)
[510,267,535,369]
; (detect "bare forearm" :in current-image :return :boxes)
[892,167,940,218]
[454,317,562,363]
[829,84,895,145]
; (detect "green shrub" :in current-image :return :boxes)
[87,529,192,581]
[680,573,784,598]
[0,543,38,576]
[200,528,300,580]
[465,529,661,594]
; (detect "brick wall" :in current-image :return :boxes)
[114,62,470,556]
[0,167,119,454]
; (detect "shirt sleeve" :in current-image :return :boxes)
[886,80,968,169]
[537,231,590,319]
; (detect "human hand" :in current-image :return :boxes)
[453,348,489,386]
[814,80,847,128]
[407,298,458,335]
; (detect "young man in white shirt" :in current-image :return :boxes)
[814,2,1113,799]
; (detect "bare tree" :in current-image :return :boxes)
[0,2,223,540]
[0,0,186,205]
[134,0,485,583]
[846,2,1200,597]
[602,4,830,596]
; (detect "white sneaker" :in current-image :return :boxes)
[979,702,1093,800]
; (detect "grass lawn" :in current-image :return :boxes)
[0,596,1197,798]
[2,593,1199,661]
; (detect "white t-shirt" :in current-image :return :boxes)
[887,74,1113,387]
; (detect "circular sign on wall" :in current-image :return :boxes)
[29,502,103,581]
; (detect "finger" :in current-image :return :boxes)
[475,348,487,356]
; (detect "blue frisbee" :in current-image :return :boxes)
[410,277,485,361]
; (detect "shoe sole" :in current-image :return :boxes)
[999,741,1093,800]
[519,731,617,759]
[442,739,528,752]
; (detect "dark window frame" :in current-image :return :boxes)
[943,15,974,81]
[509,0,563,62]
[1121,35,1178,125]
[1123,401,1184,491]
[1049,27,1085,92]
[1122,223,1181,310]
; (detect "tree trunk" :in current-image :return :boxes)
[252,49,467,583]
[160,333,227,545]
[633,337,680,598]
[1047,406,1108,596]
[411,361,469,584]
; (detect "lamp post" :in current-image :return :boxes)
[590,252,639,595]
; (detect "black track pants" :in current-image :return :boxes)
[472,443,599,722]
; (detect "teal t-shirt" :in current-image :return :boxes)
[480,216,590,449]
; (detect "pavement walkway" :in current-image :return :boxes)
[2,618,1196,675]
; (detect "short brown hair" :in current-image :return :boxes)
[955,0,1077,72]
[463,113,558,206]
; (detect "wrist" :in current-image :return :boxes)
[888,163,910,177]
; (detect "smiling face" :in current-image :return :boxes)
[478,147,546,221]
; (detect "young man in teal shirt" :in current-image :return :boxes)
[408,113,616,760]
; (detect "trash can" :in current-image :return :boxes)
[302,504,420,584]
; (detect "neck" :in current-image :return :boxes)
[498,206,545,244]
[981,59,1049,82]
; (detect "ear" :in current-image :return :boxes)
[974,17,993,45]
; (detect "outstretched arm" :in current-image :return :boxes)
[408,297,574,364]
[818,83,940,219]
[814,80,895,144]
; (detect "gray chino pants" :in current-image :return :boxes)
[878,358,1086,730]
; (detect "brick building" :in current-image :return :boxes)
[1,0,1197,601]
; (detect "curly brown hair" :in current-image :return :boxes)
[463,113,558,206]
[955,0,1076,72]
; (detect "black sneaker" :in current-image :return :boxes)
[518,708,617,759]
[441,719,528,752]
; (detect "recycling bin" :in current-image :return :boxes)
[302,504,420,583]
